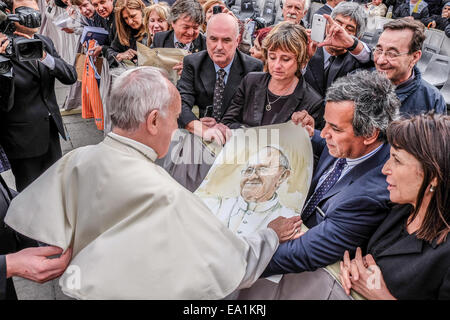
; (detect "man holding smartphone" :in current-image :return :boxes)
[304,2,373,100]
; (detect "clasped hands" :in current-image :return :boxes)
[339,247,396,300]
[200,117,232,146]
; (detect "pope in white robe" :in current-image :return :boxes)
[4,67,302,299]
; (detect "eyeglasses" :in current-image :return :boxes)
[241,166,283,177]
[372,47,410,59]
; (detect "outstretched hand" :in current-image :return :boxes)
[339,247,396,300]
[317,14,355,50]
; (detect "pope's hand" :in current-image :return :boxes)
[268,216,303,243]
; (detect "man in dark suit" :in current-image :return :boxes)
[89,0,116,64]
[0,0,77,191]
[305,2,373,98]
[0,147,71,300]
[152,0,206,75]
[315,0,345,16]
[262,70,400,276]
[176,13,263,144]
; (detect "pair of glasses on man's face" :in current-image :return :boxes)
[241,166,284,177]
[372,47,410,59]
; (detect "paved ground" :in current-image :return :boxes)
[1,81,104,299]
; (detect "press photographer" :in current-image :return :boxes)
[0,0,77,192]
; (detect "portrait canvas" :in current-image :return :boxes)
[195,121,314,237]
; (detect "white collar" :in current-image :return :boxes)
[236,194,281,213]
[107,132,158,162]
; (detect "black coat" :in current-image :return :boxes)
[304,47,374,99]
[105,32,149,67]
[151,30,206,53]
[0,176,37,300]
[315,4,333,16]
[0,34,77,160]
[393,1,430,22]
[221,72,324,129]
[367,204,450,300]
[176,50,263,128]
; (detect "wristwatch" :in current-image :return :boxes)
[346,36,359,52]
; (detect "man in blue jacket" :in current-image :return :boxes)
[262,70,399,276]
[373,18,446,116]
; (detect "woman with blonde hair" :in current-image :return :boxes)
[143,2,171,46]
[221,22,323,129]
[105,0,148,67]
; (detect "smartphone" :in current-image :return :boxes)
[213,5,223,14]
[310,14,327,43]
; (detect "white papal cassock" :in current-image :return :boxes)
[5,133,279,299]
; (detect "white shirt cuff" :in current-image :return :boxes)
[39,52,55,70]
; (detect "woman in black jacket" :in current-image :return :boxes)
[339,113,450,300]
[221,22,324,130]
[105,0,148,67]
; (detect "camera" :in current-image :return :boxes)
[0,0,43,75]
[212,5,223,15]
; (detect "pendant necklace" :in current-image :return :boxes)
[265,79,297,112]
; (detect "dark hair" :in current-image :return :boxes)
[169,0,204,26]
[387,113,450,244]
[325,70,400,142]
[383,18,425,54]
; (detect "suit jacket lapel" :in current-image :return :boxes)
[22,60,40,78]
[165,31,175,48]
[200,56,216,103]
[376,235,424,257]
[309,47,325,96]
[253,75,270,125]
[326,53,346,88]
[307,150,335,199]
[316,143,390,202]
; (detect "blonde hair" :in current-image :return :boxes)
[115,0,147,47]
[143,2,171,46]
[262,21,309,78]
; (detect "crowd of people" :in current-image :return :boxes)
[0,0,449,300]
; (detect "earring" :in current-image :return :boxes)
[430,185,436,192]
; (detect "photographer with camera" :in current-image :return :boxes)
[0,0,77,192]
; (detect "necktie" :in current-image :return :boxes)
[175,41,185,49]
[301,158,347,220]
[175,41,192,52]
[212,69,226,121]
[324,55,335,88]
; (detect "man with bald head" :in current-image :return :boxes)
[177,13,263,144]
